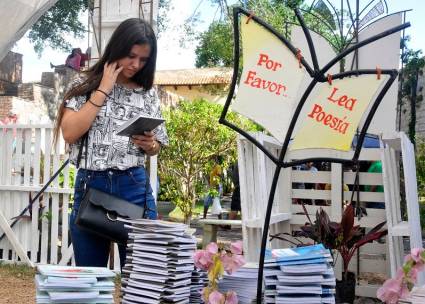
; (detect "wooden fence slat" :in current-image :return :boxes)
[40,128,52,264]
[0,125,150,270]
[23,129,32,185]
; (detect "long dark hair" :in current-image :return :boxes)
[53,18,157,144]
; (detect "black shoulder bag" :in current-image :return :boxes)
[74,130,149,245]
[73,92,149,244]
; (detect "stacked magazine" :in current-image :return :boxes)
[120,219,197,304]
[264,244,336,304]
[35,265,116,303]
[190,268,208,303]
[398,286,425,304]
[218,263,258,304]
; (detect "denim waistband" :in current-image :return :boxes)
[78,166,144,177]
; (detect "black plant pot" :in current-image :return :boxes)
[335,271,356,304]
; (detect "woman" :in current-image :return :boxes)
[53,18,168,267]
[65,48,82,71]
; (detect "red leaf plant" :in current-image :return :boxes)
[298,204,388,279]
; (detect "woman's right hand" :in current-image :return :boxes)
[98,62,123,94]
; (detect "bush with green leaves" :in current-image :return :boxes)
[158,99,258,222]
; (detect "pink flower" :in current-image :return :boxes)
[408,263,425,281]
[194,250,213,271]
[209,290,225,304]
[410,248,424,262]
[377,278,403,304]
[225,291,238,304]
[221,253,246,275]
[404,248,424,263]
[377,270,409,304]
[194,243,220,271]
[206,242,219,255]
[230,241,243,255]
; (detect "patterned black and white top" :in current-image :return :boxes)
[65,82,168,171]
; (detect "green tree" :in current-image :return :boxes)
[28,0,89,55]
[28,0,170,55]
[158,99,257,223]
[195,0,344,68]
[400,47,425,145]
[195,21,233,68]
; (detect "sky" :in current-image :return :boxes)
[12,0,425,83]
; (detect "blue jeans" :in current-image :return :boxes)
[69,166,157,268]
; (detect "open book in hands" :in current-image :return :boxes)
[116,114,165,137]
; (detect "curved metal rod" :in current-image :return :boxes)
[219,6,279,165]
[217,8,407,303]
[285,19,340,51]
[256,70,397,303]
[220,119,279,165]
[298,8,342,51]
[294,9,320,71]
[359,0,377,17]
[383,0,389,13]
[219,7,241,127]
[353,70,398,160]
[280,69,398,167]
[256,164,283,302]
[234,7,315,76]
[323,0,342,30]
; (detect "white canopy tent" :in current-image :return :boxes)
[0,0,57,62]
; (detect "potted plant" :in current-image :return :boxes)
[298,204,387,303]
[156,176,177,219]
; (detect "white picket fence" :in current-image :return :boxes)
[0,124,157,269]
[237,132,422,298]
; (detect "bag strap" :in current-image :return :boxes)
[76,92,91,169]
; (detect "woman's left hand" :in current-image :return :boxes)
[131,131,159,155]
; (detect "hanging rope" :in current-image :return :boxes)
[246,11,254,24]
[327,73,333,85]
[376,66,382,80]
[296,49,303,68]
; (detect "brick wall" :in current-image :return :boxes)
[0,51,22,83]
[0,96,13,119]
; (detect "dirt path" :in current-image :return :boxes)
[0,265,36,304]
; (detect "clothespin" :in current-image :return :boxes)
[296,49,303,68]
[246,11,254,24]
[376,66,382,80]
[327,73,333,85]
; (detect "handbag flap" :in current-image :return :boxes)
[86,188,145,219]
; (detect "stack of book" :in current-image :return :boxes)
[218,263,258,304]
[399,286,425,304]
[263,244,336,304]
[190,268,208,303]
[35,265,115,303]
[120,219,197,304]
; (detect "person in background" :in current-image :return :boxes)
[79,47,91,69]
[65,48,82,71]
[203,156,223,219]
[365,161,385,209]
[229,161,241,220]
[53,18,168,267]
[50,48,89,71]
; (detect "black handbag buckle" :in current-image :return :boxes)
[106,212,118,222]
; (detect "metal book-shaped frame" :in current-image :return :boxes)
[218,6,410,302]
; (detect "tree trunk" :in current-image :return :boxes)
[408,69,419,146]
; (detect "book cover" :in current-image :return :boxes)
[116,114,165,137]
